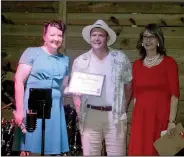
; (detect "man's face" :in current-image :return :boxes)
[90,28,108,50]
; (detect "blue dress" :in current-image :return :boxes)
[12,47,69,154]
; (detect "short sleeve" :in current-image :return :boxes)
[122,54,132,83]
[19,47,36,66]
[132,61,137,98]
[166,57,180,98]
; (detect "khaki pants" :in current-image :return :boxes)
[81,109,127,156]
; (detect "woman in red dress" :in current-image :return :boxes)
[128,24,180,155]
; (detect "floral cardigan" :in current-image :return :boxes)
[71,48,132,133]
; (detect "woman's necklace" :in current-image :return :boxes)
[144,54,160,67]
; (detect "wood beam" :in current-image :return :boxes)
[58,0,67,53]
[67,2,184,14]
[64,0,184,2]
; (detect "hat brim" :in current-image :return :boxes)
[82,25,116,46]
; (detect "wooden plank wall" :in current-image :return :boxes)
[1,1,61,119]
[65,1,184,148]
[1,0,184,151]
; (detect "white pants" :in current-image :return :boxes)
[80,108,127,156]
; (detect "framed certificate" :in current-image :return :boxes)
[68,72,105,96]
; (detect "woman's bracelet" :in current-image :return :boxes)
[168,120,176,123]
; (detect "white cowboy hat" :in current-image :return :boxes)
[82,19,117,46]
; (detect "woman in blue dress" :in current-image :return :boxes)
[12,20,69,155]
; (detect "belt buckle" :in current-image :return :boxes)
[101,106,105,111]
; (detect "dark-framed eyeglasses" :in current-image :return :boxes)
[143,35,156,41]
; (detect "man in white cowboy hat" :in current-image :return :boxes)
[71,19,132,155]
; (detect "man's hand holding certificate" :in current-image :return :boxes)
[68,72,105,96]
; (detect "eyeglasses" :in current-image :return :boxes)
[143,35,156,41]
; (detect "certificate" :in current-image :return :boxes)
[68,72,105,96]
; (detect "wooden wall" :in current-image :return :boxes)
[65,1,184,148]
[1,0,184,151]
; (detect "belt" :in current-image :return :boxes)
[87,104,112,111]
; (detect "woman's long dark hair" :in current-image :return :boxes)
[137,24,167,60]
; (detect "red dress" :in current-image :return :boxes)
[128,56,180,156]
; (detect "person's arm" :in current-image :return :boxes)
[62,56,70,95]
[169,96,178,122]
[71,58,81,114]
[166,57,180,135]
[133,98,136,106]
[14,64,31,125]
[167,95,179,135]
[132,61,137,108]
[72,95,81,114]
[62,76,70,95]
[124,81,132,111]
[122,54,133,112]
